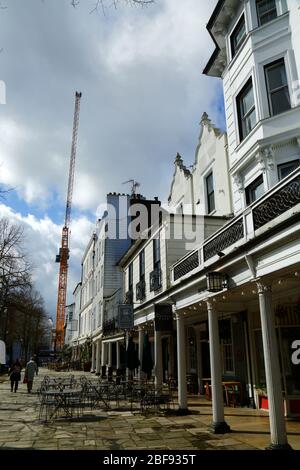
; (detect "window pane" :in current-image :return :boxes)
[206,173,214,194]
[253,180,265,201]
[241,84,254,116]
[242,108,257,137]
[234,22,246,49]
[278,160,300,180]
[257,0,277,25]
[139,251,145,278]
[246,175,264,204]
[271,88,291,115]
[267,62,288,91]
[231,15,246,57]
[238,79,257,140]
[209,194,215,213]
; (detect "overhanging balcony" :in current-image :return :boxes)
[171,168,300,284]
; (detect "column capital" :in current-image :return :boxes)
[175,310,184,321]
[256,279,272,294]
[205,298,217,311]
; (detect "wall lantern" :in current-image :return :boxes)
[206,272,228,293]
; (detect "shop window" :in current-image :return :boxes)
[265,59,291,116]
[245,175,264,205]
[237,78,257,141]
[231,14,246,58]
[256,0,277,26]
[219,319,234,374]
[278,160,300,180]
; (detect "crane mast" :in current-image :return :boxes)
[55,91,82,352]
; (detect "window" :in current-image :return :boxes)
[153,237,160,270]
[245,175,264,204]
[231,14,246,58]
[278,160,300,180]
[237,78,257,141]
[128,263,133,291]
[219,319,234,374]
[139,250,145,281]
[265,59,291,116]
[206,172,215,214]
[256,0,277,26]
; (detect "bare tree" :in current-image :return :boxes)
[0,219,32,345]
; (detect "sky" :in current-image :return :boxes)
[0,0,224,319]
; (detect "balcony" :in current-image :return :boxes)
[171,167,300,283]
[150,268,162,292]
[102,319,119,337]
[136,279,146,301]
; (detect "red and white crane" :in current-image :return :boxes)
[54,91,82,352]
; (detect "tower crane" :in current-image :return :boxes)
[54,91,82,352]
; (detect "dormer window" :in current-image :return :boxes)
[231,14,246,58]
[256,0,277,27]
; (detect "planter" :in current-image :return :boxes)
[259,395,269,410]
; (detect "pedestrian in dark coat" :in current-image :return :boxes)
[8,360,22,393]
[25,358,38,393]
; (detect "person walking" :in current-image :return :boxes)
[32,354,39,376]
[25,357,38,393]
[8,359,22,393]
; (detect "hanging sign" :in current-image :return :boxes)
[118,304,134,330]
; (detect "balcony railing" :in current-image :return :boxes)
[171,167,300,283]
[102,319,120,337]
[136,279,146,301]
[173,250,200,281]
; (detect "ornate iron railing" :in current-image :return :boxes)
[136,279,146,301]
[173,251,200,281]
[203,218,244,261]
[102,319,120,337]
[150,268,162,292]
[253,173,300,230]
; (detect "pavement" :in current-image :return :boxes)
[0,368,299,451]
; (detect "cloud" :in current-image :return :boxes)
[0,203,94,318]
[0,0,221,314]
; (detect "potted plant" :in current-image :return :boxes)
[80,338,92,372]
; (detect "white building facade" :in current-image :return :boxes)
[165,0,300,449]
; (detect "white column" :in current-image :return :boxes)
[95,340,101,375]
[138,328,144,379]
[91,342,95,372]
[116,341,121,370]
[108,342,112,368]
[207,300,230,434]
[101,342,106,367]
[176,312,188,412]
[154,329,163,388]
[257,282,291,449]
